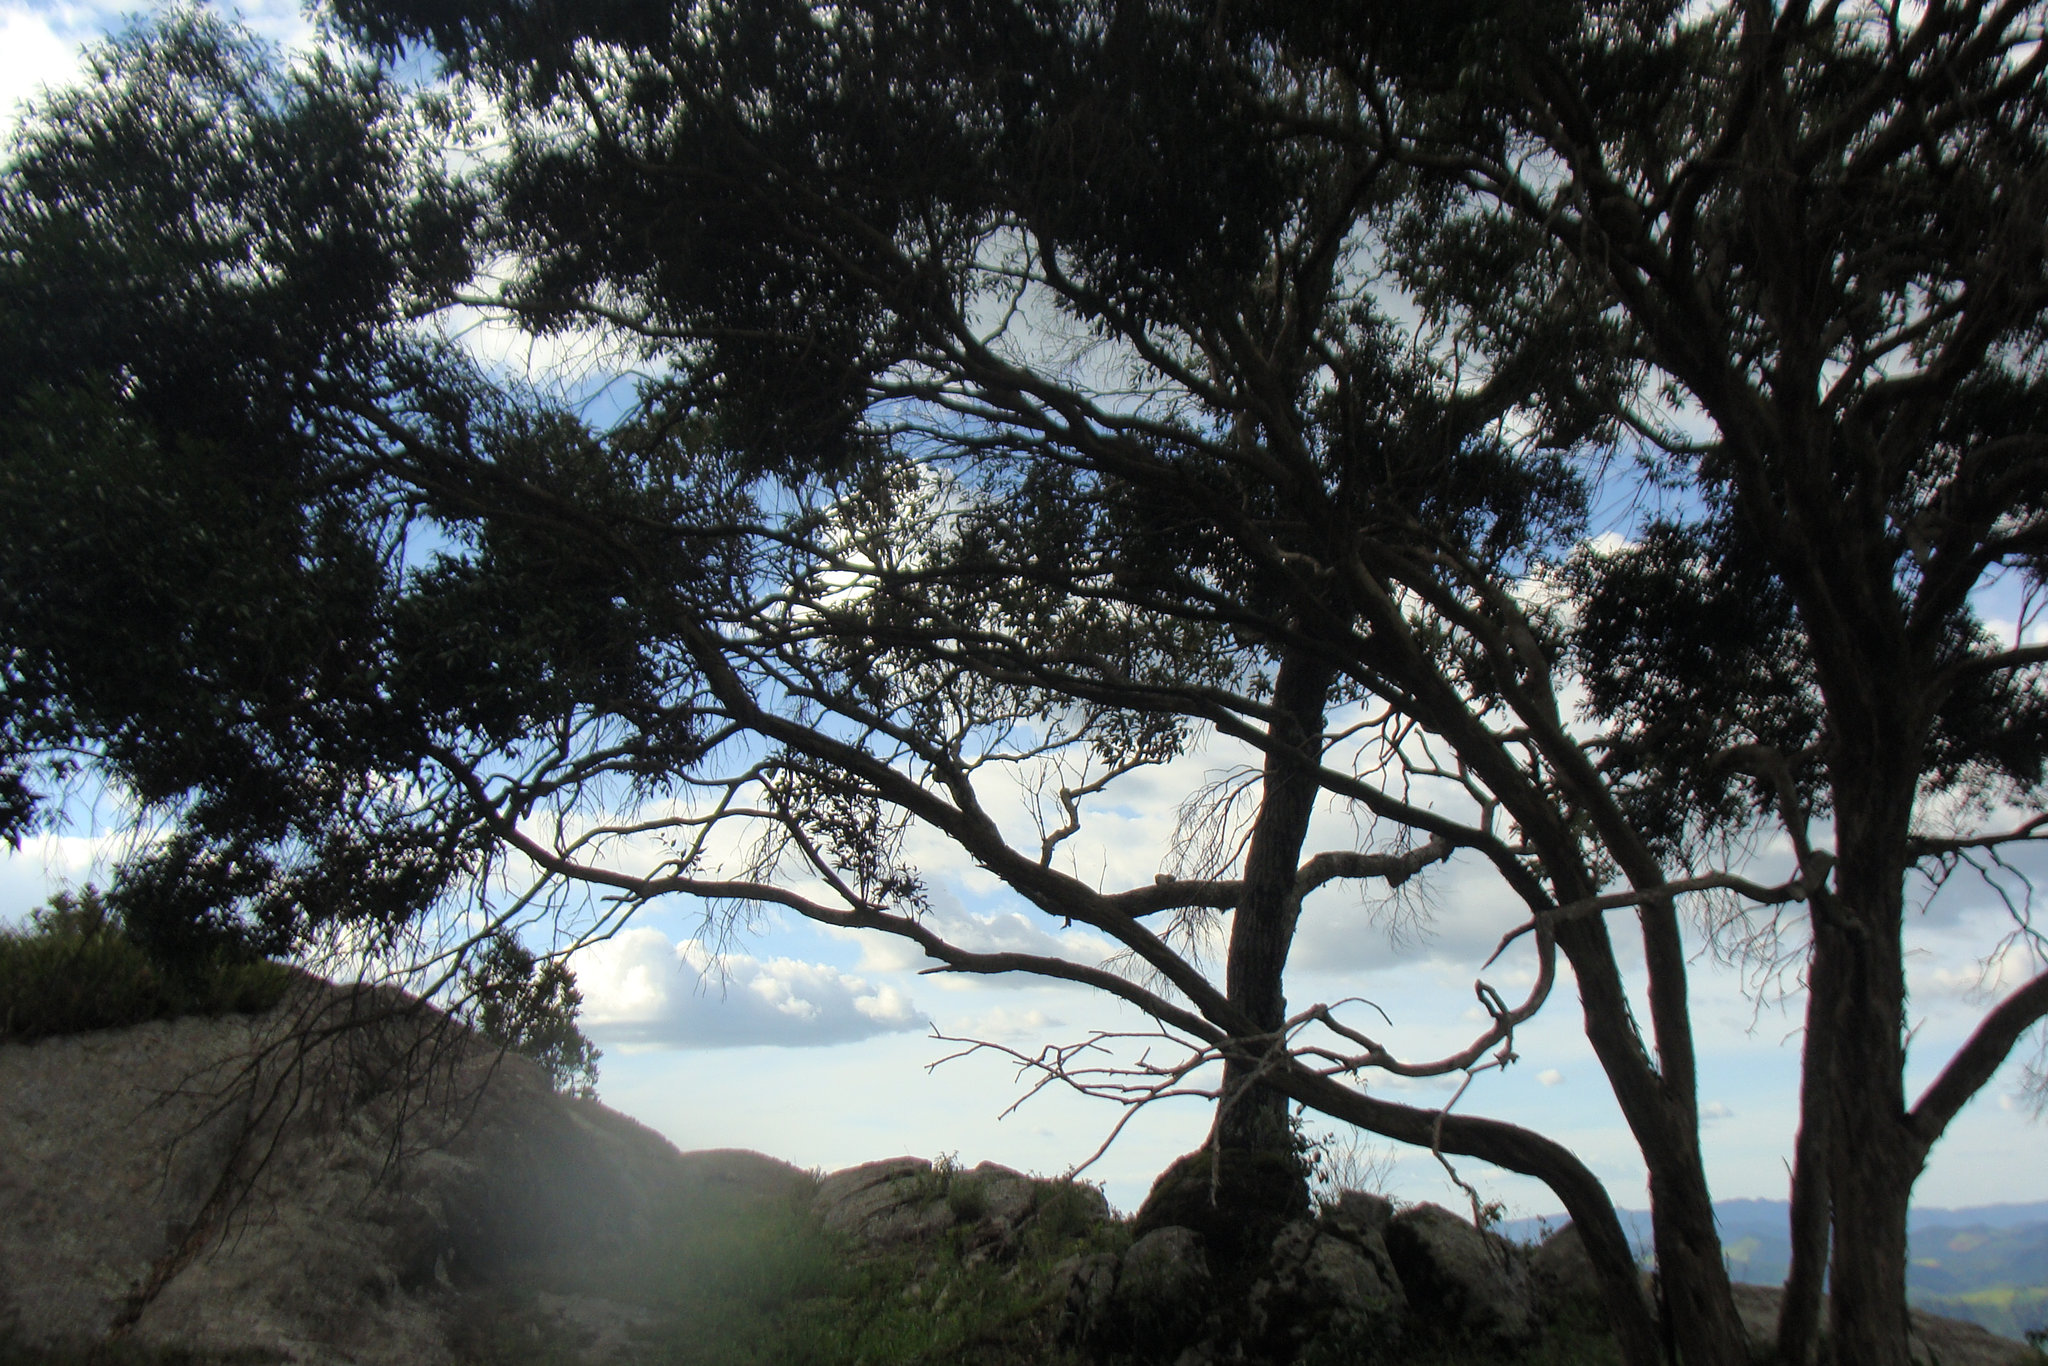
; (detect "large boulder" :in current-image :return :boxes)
[1247,1216,1406,1355]
[1111,1226,1214,1358]
[1132,1147,1309,1265]
[813,1156,951,1245]
[1382,1202,1538,1345]
[1528,1221,1607,1315]
[812,1155,1110,1260]
[0,978,804,1366]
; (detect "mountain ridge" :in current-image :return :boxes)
[1499,1199,2048,1341]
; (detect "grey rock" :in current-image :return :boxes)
[1112,1226,1213,1354]
[1249,1218,1405,1351]
[813,1157,948,1245]
[1319,1189,1394,1243]
[1383,1202,1538,1345]
[0,979,805,1366]
[1053,1251,1121,1345]
[814,1157,1111,1258]
[965,1161,1037,1225]
[1528,1221,1604,1312]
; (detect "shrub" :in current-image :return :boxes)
[456,931,601,1098]
[0,887,292,1042]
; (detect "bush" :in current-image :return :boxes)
[0,887,292,1042]
[457,931,601,1098]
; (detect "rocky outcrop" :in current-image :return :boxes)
[813,1154,1112,1269]
[1061,1181,1418,1363]
[1246,1210,1405,1355]
[1527,1221,1603,1311]
[1382,1201,1538,1344]
[0,979,806,1366]
[1060,1190,2043,1366]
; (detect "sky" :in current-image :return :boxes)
[4,0,2046,1223]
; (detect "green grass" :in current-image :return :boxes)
[0,888,293,1043]
[445,1160,1631,1366]
[1912,1284,2048,1343]
[455,1161,1126,1366]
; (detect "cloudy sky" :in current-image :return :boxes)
[4,0,2046,1220]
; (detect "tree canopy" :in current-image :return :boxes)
[5,4,2048,1365]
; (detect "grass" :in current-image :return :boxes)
[456,1159,1126,1366]
[443,1158,1635,1366]
[0,888,292,1043]
[1913,1284,2048,1343]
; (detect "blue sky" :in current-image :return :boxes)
[4,0,2046,1221]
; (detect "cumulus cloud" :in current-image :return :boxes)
[1701,1101,1735,1122]
[572,927,926,1049]
[1538,1069,1564,1087]
[830,884,1121,987]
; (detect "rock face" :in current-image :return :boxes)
[813,1154,1113,1271]
[1246,1211,1406,1356]
[1382,1201,1538,1345]
[0,980,805,1366]
[1527,1221,1603,1311]
[1066,1188,2024,1366]
[1062,1177,1417,1363]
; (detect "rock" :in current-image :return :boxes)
[813,1157,952,1245]
[1383,1202,1538,1345]
[1248,1217,1405,1353]
[0,978,804,1366]
[1528,1221,1604,1313]
[814,1156,1112,1262]
[1054,1251,1122,1346]
[1111,1226,1213,1357]
[1319,1188,1394,1243]
[1133,1148,1309,1263]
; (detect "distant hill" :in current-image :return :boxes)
[1500,1201,2048,1341]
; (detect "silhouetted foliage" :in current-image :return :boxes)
[458,931,600,1099]
[5,6,2047,1366]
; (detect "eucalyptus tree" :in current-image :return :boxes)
[5,6,2047,1366]
[1303,4,2048,1362]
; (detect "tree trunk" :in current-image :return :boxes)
[1772,921,1838,1366]
[1820,837,1921,1366]
[1551,914,1751,1366]
[1215,644,1338,1159]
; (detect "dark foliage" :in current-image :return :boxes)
[0,887,292,1042]
[457,931,600,1098]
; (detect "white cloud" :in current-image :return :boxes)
[0,5,84,137]
[829,884,1121,988]
[573,926,927,1049]
[1,0,323,143]
[1538,1068,1564,1087]
[951,1006,1063,1042]
[1291,849,1532,976]
[1701,1101,1735,1122]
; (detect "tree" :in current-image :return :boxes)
[458,930,601,1098]
[5,6,2047,1366]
